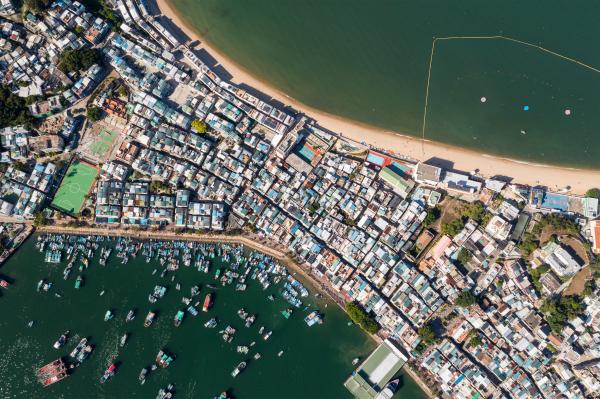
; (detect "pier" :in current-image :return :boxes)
[344,339,408,399]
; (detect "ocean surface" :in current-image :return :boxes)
[169,0,600,168]
[0,235,426,399]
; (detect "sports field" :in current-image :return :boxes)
[89,128,118,158]
[51,160,98,215]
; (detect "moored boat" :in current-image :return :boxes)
[53,330,70,349]
[144,311,156,327]
[74,275,83,289]
[304,311,323,327]
[202,293,213,312]
[100,363,116,384]
[104,310,113,322]
[231,361,246,378]
[126,310,135,322]
[139,367,148,385]
[120,333,128,347]
[174,310,184,327]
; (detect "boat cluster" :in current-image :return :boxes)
[32,234,325,393]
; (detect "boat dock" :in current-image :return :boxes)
[344,339,408,399]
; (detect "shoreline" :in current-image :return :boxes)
[156,0,600,195]
[35,225,435,397]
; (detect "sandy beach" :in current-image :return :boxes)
[155,0,600,195]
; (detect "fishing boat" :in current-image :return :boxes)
[174,310,184,327]
[100,363,116,384]
[214,268,221,279]
[126,310,135,322]
[281,308,293,319]
[304,311,323,326]
[27,320,34,328]
[37,358,69,386]
[187,305,199,316]
[202,293,213,312]
[237,308,248,319]
[74,343,93,363]
[155,349,174,368]
[258,326,265,335]
[204,318,217,328]
[236,346,249,354]
[215,391,230,399]
[244,315,256,328]
[74,275,83,289]
[104,310,113,322]
[231,361,246,378]
[63,267,71,280]
[263,330,272,341]
[156,383,175,399]
[37,279,44,292]
[253,352,261,360]
[352,357,360,366]
[53,330,69,349]
[278,350,284,357]
[144,311,156,327]
[267,294,275,301]
[99,290,105,296]
[120,333,128,347]
[139,367,148,385]
[69,338,87,358]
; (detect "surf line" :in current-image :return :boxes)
[420,35,600,159]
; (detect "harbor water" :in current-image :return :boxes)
[168,0,600,168]
[0,235,426,398]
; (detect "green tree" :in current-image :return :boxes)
[345,302,380,334]
[442,218,465,237]
[540,295,585,333]
[469,335,482,347]
[0,85,33,128]
[585,188,600,199]
[416,323,439,353]
[86,106,102,122]
[455,290,477,307]
[456,248,472,267]
[423,206,441,227]
[58,48,100,74]
[33,212,47,227]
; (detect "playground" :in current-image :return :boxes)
[51,160,99,216]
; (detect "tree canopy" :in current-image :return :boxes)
[86,106,102,122]
[442,218,465,237]
[0,86,32,128]
[585,188,600,199]
[455,290,477,307]
[58,48,100,74]
[345,302,380,334]
[540,295,585,333]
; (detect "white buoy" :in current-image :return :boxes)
[480,97,487,103]
[564,108,572,116]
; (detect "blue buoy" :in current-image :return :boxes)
[523,105,530,111]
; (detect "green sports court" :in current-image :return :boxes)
[51,160,99,215]
[89,127,118,158]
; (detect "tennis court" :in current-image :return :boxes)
[51,160,98,215]
[89,128,118,158]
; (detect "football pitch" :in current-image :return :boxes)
[51,160,98,215]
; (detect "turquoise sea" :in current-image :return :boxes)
[168,0,600,168]
[0,235,426,398]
